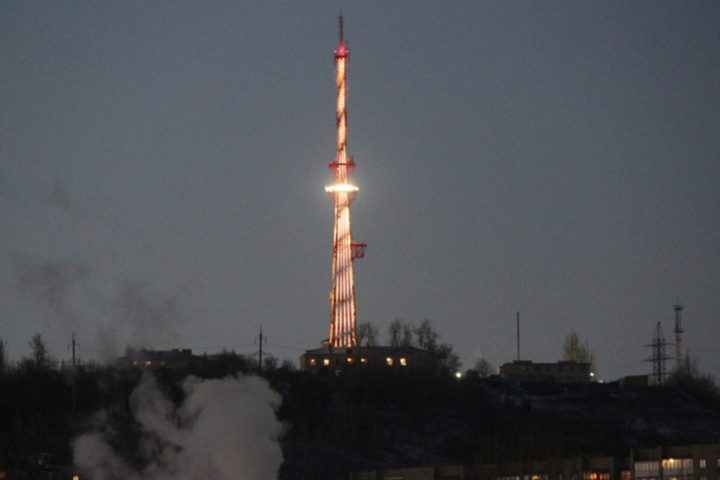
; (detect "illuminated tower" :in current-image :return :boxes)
[325,16,365,347]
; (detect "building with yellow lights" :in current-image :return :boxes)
[351,443,720,480]
[300,345,431,374]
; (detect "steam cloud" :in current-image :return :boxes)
[113,279,184,350]
[15,259,90,322]
[73,372,284,480]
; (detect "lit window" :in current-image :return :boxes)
[347,358,354,364]
[386,357,393,366]
[145,361,152,366]
[661,459,693,476]
[309,359,316,366]
[361,358,367,364]
[400,358,407,366]
[635,461,660,478]
[583,474,608,480]
[699,459,706,469]
[323,359,330,366]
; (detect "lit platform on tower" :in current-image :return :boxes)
[325,184,359,194]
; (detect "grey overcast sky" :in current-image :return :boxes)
[1,2,719,381]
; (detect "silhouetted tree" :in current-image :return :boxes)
[414,319,439,350]
[473,356,495,378]
[202,350,250,377]
[666,350,718,405]
[19,333,56,371]
[563,330,595,373]
[263,355,279,371]
[0,336,6,374]
[401,321,413,347]
[434,344,461,373]
[280,359,297,371]
[356,322,379,346]
[388,318,403,346]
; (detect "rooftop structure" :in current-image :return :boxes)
[117,348,201,370]
[300,345,430,374]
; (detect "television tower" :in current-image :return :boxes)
[325,15,366,347]
[673,300,684,370]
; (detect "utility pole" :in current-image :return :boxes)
[516,312,520,361]
[255,327,267,371]
[68,333,78,414]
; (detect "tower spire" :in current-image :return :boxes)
[339,12,344,46]
[325,16,364,347]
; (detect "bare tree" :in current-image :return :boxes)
[414,319,439,350]
[667,349,718,399]
[0,336,6,374]
[25,333,56,370]
[388,318,404,347]
[262,355,279,372]
[473,356,495,378]
[436,344,461,373]
[357,322,379,346]
[563,330,595,372]
[401,321,414,347]
[280,359,297,371]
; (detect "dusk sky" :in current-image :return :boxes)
[2,2,718,382]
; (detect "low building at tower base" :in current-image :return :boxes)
[300,343,431,374]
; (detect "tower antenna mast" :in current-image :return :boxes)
[673,300,684,370]
[325,15,366,347]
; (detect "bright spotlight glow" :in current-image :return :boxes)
[325,183,359,194]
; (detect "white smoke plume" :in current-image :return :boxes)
[73,372,285,480]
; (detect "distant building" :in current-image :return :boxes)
[617,374,650,387]
[300,343,431,374]
[499,360,592,383]
[351,442,720,480]
[117,348,202,370]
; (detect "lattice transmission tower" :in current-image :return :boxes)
[325,15,366,347]
[644,321,672,385]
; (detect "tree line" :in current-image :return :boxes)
[356,318,461,373]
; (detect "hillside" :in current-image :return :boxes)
[1,362,719,479]
[274,370,720,479]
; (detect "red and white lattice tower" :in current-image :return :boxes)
[325,16,366,347]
